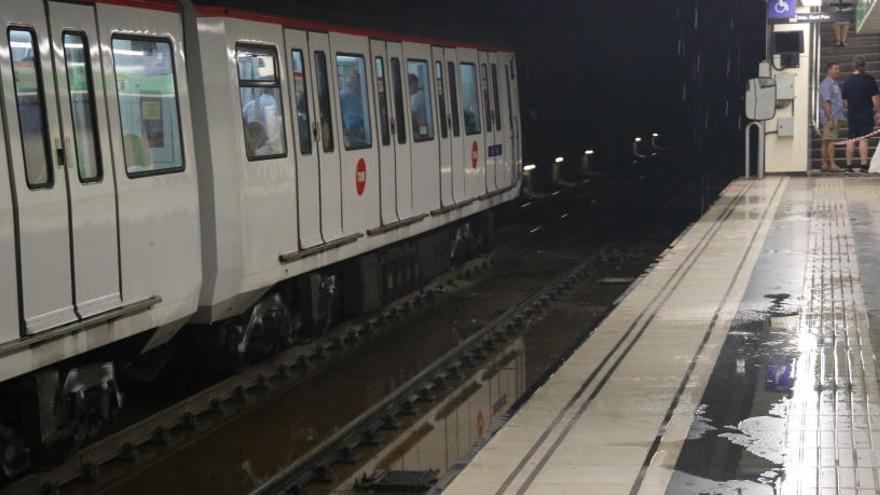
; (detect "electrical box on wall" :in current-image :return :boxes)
[777,117,795,137]
[775,73,796,100]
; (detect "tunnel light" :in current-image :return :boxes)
[523,164,536,171]
[634,137,642,143]
[652,133,660,138]
[554,156,564,163]
[584,149,595,155]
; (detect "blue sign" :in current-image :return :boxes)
[488,145,503,157]
[768,0,797,19]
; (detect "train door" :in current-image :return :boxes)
[385,42,413,219]
[49,1,122,318]
[0,92,17,344]
[369,40,398,225]
[330,33,380,234]
[284,29,323,249]
[307,32,343,242]
[0,2,77,333]
[443,48,465,204]
[490,53,511,190]
[456,48,486,200]
[431,47,453,208]
[402,42,440,215]
[478,51,497,193]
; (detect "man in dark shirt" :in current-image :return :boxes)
[842,56,880,170]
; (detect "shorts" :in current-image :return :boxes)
[848,116,873,139]
[822,120,841,140]
[830,4,854,25]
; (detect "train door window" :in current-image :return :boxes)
[374,57,390,146]
[290,49,312,155]
[8,28,52,188]
[491,64,501,131]
[407,60,433,142]
[447,61,460,137]
[314,51,335,153]
[480,64,492,132]
[336,54,372,150]
[390,57,406,144]
[459,63,481,135]
[434,61,448,139]
[505,65,514,131]
[111,36,184,176]
[511,58,516,80]
[236,44,286,160]
[62,31,102,182]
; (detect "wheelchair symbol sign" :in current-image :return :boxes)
[768,0,796,19]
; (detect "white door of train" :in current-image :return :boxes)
[49,1,122,318]
[385,42,413,219]
[402,42,440,216]
[431,47,453,208]
[284,29,323,249]
[490,54,512,190]
[307,32,343,242]
[369,40,399,226]
[443,48,465,204]
[478,51,498,193]
[330,33,380,234]
[0,1,73,333]
[456,48,486,200]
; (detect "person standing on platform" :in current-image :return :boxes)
[842,56,880,172]
[819,62,846,172]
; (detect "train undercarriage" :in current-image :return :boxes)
[0,213,494,480]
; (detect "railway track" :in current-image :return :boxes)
[3,256,496,495]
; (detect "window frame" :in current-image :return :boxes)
[62,30,103,184]
[460,62,481,136]
[235,42,288,162]
[480,63,492,135]
[314,50,336,153]
[374,56,391,146]
[8,25,54,190]
[448,61,460,137]
[505,64,515,132]
[390,57,407,145]
[491,63,502,132]
[434,61,448,139]
[335,52,373,151]
[290,48,313,156]
[407,58,435,143]
[111,33,186,179]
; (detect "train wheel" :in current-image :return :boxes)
[0,426,28,479]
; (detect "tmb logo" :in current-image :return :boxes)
[356,158,367,196]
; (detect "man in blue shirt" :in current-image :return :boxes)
[842,56,880,170]
[820,62,846,172]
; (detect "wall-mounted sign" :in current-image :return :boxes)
[770,11,850,23]
[768,0,797,19]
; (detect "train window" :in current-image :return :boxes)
[480,64,492,134]
[434,61,448,139]
[290,49,312,155]
[505,65,514,132]
[374,57,390,146]
[459,63,481,135]
[491,64,502,131]
[407,60,434,142]
[111,36,184,176]
[390,58,407,144]
[63,31,102,182]
[236,44,287,160]
[336,54,372,150]
[8,28,52,188]
[314,51,335,153]
[448,62,460,137]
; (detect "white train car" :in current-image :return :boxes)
[186,6,522,362]
[0,0,521,476]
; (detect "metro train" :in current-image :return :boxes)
[0,0,521,476]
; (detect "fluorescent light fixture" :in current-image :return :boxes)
[652,133,659,137]
[584,149,595,155]
[523,164,536,171]
[554,156,564,163]
[635,137,642,143]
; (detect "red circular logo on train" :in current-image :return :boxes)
[471,142,479,170]
[356,158,367,196]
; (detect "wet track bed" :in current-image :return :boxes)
[9,160,724,495]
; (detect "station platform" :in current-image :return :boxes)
[442,176,880,494]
